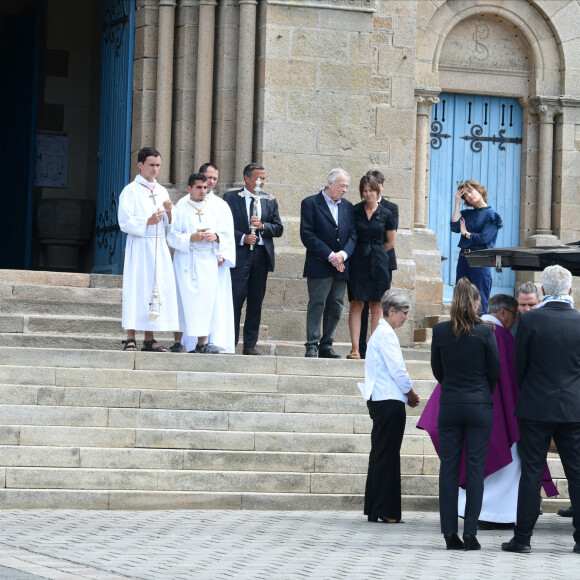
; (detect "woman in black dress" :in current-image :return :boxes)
[347,175,396,359]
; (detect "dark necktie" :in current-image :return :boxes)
[249,197,254,225]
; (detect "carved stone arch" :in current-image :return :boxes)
[417,0,563,97]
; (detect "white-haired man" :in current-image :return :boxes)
[502,265,580,554]
[300,168,357,358]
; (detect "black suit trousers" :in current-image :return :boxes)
[515,419,580,545]
[230,245,268,347]
[364,399,406,520]
[438,403,493,535]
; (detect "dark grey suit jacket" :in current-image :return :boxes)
[515,301,580,422]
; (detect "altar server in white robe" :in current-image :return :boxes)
[168,172,236,353]
[118,147,179,352]
[174,163,235,353]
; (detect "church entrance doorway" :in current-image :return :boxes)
[428,93,522,302]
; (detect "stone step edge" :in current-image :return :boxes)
[0,489,570,512]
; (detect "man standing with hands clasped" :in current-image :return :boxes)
[118,147,179,352]
[300,168,357,359]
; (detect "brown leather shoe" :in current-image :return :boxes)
[243,346,259,355]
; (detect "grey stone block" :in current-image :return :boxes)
[255,433,370,454]
[139,391,285,412]
[0,314,24,333]
[311,473,366,494]
[0,446,80,467]
[20,426,136,448]
[0,489,109,509]
[276,357,365,379]
[0,426,20,445]
[0,385,38,405]
[0,405,108,427]
[277,375,360,396]
[0,299,122,318]
[183,450,315,473]
[0,365,55,386]
[109,490,242,510]
[80,448,184,470]
[90,274,123,289]
[157,470,311,493]
[135,352,277,374]
[6,467,159,490]
[284,394,367,415]
[228,411,354,434]
[313,453,369,474]
[1,348,134,370]
[12,284,121,304]
[56,367,177,390]
[176,371,279,392]
[135,429,254,451]
[37,386,140,408]
[28,316,124,335]
[0,467,4,487]
[108,408,229,430]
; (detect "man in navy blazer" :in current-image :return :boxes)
[502,265,580,554]
[300,168,357,358]
[224,163,283,355]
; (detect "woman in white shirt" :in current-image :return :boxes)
[360,289,420,523]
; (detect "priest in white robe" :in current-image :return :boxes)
[118,147,179,352]
[168,172,236,353]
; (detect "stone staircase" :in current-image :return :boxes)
[0,270,569,511]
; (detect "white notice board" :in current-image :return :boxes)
[35,131,69,188]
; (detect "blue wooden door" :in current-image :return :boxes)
[428,93,522,302]
[0,12,41,269]
[93,0,135,274]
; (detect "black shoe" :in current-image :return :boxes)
[463,534,481,551]
[319,348,340,359]
[169,342,183,353]
[574,543,580,554]
[305,346,318,358]
[242,346,259,355]
[444,533,464,550]
[557,506,573,517]
[501,538,531,554]
[195,343,220,354]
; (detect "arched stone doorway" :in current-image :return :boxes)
[413,0,564,314]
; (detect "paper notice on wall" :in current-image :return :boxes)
[35,131,69,188]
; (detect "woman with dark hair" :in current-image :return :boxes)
[451,180,503,313]
[430,278,500,551]
[347,175,396,359]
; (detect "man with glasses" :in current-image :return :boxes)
[461,294,558,530]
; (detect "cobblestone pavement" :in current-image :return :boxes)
[0,510,577,579]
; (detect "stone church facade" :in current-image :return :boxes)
[6,0,580,345]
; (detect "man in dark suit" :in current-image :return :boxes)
[502,265,580,554]
[224,163,283,355]
[300,168,357,358]
[358,170,398,359]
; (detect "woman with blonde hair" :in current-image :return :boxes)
[451,180,502,313]
[430,278,500,550]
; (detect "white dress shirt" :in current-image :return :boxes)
[358,319,413,402]
[321,190,348,262]
[481,313,502,327]
[241,187,264,246]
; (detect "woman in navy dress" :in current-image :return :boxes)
[347,175,396,359]
[451,180,503,313]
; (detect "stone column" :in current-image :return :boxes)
[193,0,217,169]
[414,91,439,228]
[235,0,258,179]
[155,0,177,183]
[535,103,559,235]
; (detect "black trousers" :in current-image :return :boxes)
[364,399,406,520]
[359,270,393,356]
[230,245,268,347]
[515,419,580,546]
[438,403,493,535]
